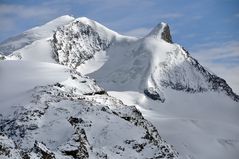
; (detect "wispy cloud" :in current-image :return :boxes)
[0,4,58,19]
[0,0,186,41]
[192,41,239,66]
[191,41,239,94]
[0,4,60,32]
[159,13,183,19]
[123,27,151,37]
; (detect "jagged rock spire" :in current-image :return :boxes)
[146,22,173,43]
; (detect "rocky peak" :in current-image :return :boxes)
[52,20,111,68]
[146,22,173,43]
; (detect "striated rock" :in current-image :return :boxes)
[52,20,111,68]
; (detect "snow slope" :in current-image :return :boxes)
[0,60,69,116]
[108,90,239,159]
[0,60,178,159]
[0,15,74,56]
[1,15,239,159]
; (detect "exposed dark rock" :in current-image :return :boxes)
[132,143,146,152]
[33,141,55,159]
[0,54,6,60]
[0,144,11,157]
[54,83,64,88]
[161,24,173,43]
[51,21,111,68]
[26,124,38,130]
[83,90,107,96]
[68,116,81,126]
[144,88,165,102]
[62,149,79,158]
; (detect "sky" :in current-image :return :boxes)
[0,0,239,93]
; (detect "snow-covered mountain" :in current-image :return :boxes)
[50,17,238,102]
[0,15,74,56]
[0,61,177,159]
[0,15,238,159]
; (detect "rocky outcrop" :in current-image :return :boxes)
[146,22,172,43]
[0,53,5,60]
[144,88,165,102]
[161,23,173,43]
[52,20,111,68]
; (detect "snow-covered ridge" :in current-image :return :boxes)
[144,41,239,102]
[0,15,75,55]
[0,61,178,159]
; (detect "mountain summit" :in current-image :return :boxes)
[0,15,239,159]
[146,22,172,43]
[50,18,239,102]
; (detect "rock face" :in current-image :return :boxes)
[146,22,173,43]
[52,20,111,68]
[161,24,173,43]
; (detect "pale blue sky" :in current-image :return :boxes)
[0,0,239,92]
[0,0,238,47]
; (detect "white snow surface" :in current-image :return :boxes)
[0,60,70,116]
[0,60,177,159]
[108,91,239,159]
[8,38,56,63]
[0,15,74,55]
[0,15,239,159]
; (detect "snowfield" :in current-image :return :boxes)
[108,90,239,159]
[0,15,238,159]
